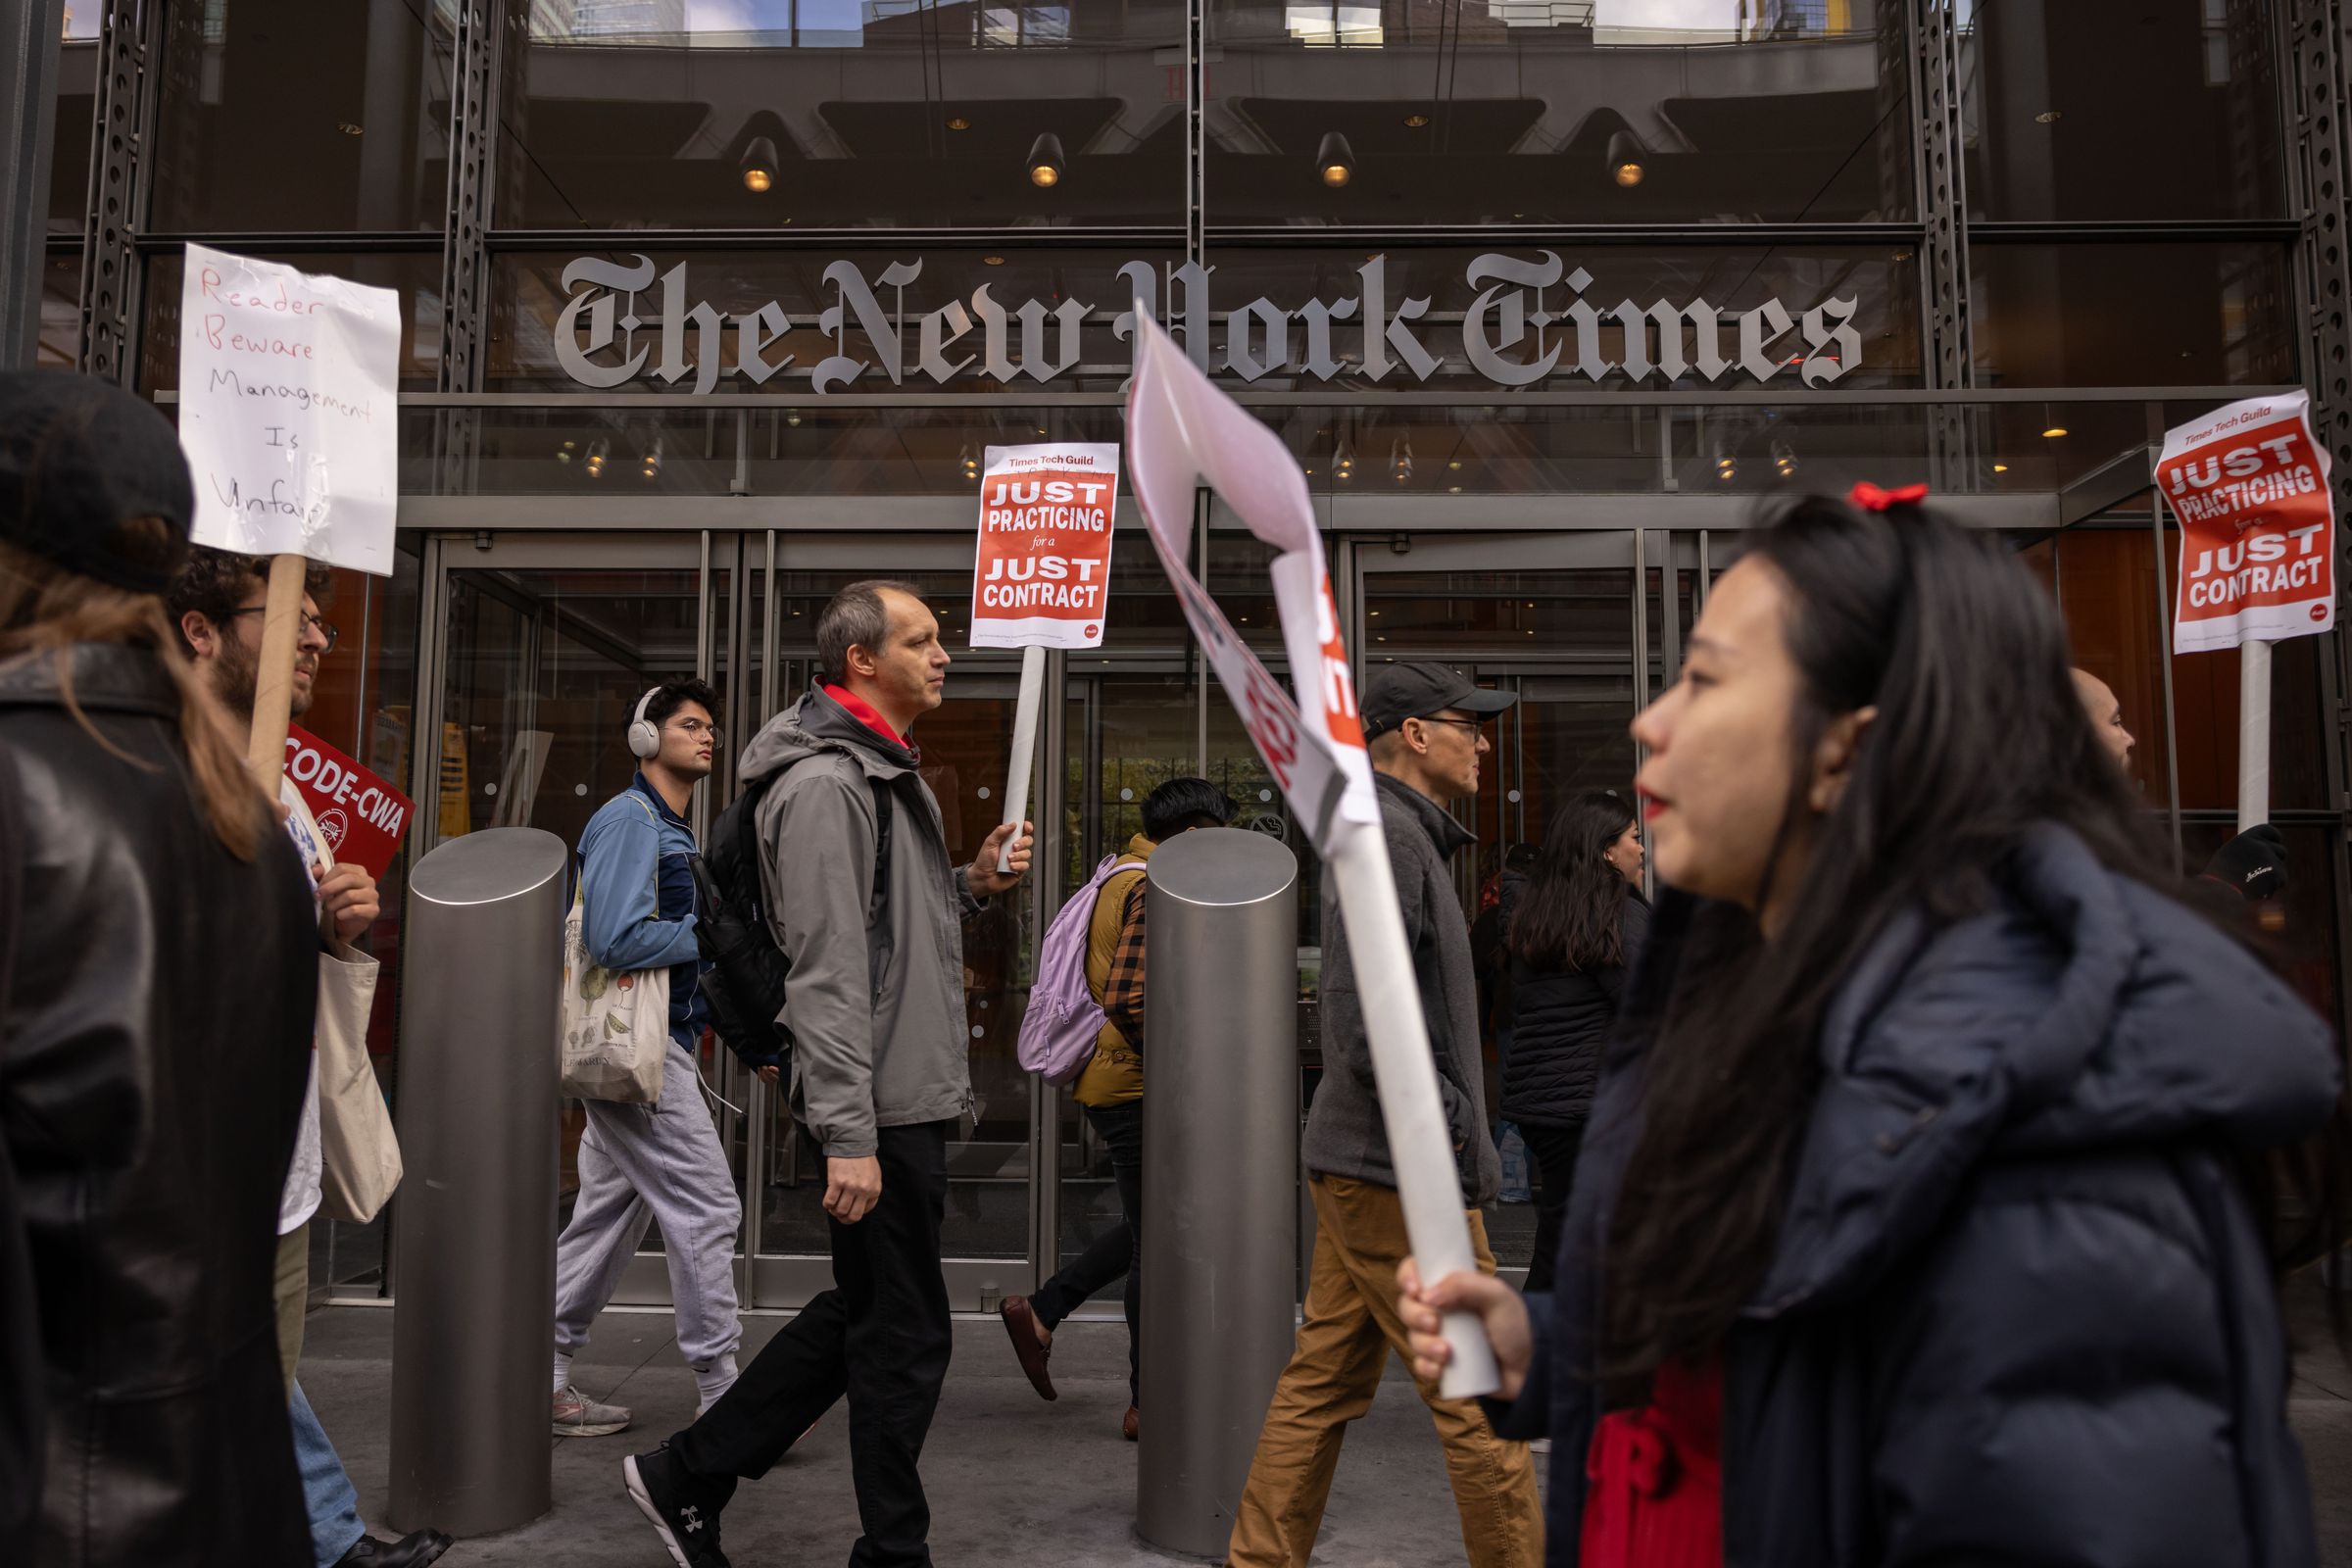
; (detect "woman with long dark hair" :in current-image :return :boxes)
[1398,490,2339,1566]
[0,371,318,1564]
[1503,789,1646,1295]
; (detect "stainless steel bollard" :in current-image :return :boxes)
[1137,828,1300,1558]
[387,828,568,1537]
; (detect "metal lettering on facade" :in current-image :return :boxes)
[552,253,1861,393]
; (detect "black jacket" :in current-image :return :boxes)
[0,645,316,1567]
[1303,773,1500,1205]
[1500,893,1649,1128]
[1493,825,2338,1567]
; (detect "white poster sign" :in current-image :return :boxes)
[1123,316,1497,1399]
[177,243,402,575]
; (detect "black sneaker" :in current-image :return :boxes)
[622,1443,735,1568]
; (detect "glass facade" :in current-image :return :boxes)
[27,0,2346,1304]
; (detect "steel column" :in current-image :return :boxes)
[1912,0,1975,488]
[76,0,159,384]
[1,0,66,368]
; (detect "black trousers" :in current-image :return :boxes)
[1519,1119,1586,1297]
[677,1119,953,1568]
[1027,1101,1143,1404]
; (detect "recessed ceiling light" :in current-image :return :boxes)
[2035,110,2062,123]
[2042,426,2069,438]
[337,122,364,136]
[1993,463,2009,472]
[947,116,971,131]
[983,255,1005,266]
[1403,113,1430,128]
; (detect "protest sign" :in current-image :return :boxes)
[2156,390,2336,830]
[285,724,416,881]
[1123,316,1497,1399]
[969,442,1120,869]
[969,442,1120,650]
[2158,389,2333,655]
[178,244,404,794]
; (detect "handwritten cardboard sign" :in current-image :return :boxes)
[969,442,1121,650]
[177,244,402,576]
[2158,389,2335,654]
[284,723,416,880]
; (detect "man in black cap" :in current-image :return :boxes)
[1228,662,1542,1568]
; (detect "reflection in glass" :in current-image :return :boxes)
[1971,243,2294,389]
[1207,0,1912,224]
[501,0,1185,228]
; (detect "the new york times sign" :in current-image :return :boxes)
[553,253,1863,396]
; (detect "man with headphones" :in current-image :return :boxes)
[550,677,742,1439]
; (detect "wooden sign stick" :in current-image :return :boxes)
[245,553,310,796]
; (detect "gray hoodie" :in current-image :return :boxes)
[736,688,981,1158]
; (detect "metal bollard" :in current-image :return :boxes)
[1137,828,1300,1558]
[386,828,568,1537]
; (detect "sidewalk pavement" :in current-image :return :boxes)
[301,1277,2352,1567]
[299,1302,1505,1567]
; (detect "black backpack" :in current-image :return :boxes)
[692,764,894,1072]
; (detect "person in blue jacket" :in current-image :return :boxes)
[1400,490,2342,1567]
[551,678,746,1439]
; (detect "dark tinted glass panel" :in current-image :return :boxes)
[39,251,79,368]
[1972,243,2295,387]
[1961,0,2284,220]
[139,252,444,393]
[488,247,1174,394]
[1205,1,1913,224]
[499,0,1185,229]
[151,0,455,232]
[50,15,97,234]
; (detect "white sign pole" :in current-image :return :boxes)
[1123,318,1495,1398]
[998,643,1047,872]
[2240,637,2273,834]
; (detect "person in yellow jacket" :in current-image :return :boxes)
[998,777,1237,1441]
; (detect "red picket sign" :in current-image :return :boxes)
[283,723,416,880]
[2158,389,2335,655]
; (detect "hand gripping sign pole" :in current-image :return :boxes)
[969,441,1121,870]
[2155,388,2336,833]
[177,243,403,794]
[1123,317,1498,1399]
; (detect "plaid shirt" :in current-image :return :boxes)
[1102,880,1148,1049]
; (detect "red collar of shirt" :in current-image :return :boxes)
[822,683,908,749]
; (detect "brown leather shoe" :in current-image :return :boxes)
[999,1296,1056,1400]
[1122,1405,1140,1443]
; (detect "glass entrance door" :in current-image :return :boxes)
[1352,531,1690,1277]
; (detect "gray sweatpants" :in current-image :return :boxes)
[554,1039,744,1371]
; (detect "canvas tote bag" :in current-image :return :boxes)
[315,940,402,1223]
[559,794,670,1103]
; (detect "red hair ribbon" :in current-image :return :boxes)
[1849,481,1930,513]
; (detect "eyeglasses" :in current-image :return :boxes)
[1409,714,1486,734]
[670,716,723,747]
[223,606,339,654]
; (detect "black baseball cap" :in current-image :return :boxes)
[1359,661,1516,741]
[0,369,194,593]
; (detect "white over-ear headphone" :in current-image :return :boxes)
[626,687,662,760]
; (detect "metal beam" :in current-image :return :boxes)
[76,0,159,384]
[1,0,66,368]
[1912,0,1975,492]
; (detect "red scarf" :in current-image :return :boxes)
[822,683,908,750]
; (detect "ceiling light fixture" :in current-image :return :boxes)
[1771,438,1797,479]
[947,115,972,131]
[1606,130,1645,189]
[336,122,364,137]
[741,135,779,194]
[1403,112,1430,128]
[1992,463,2009,473]
[1027,132,1066,188]
[584,438,610,480]
[2042,426,2069,438]
[640,437,663,481]
[1315,131,1355,189]
[982,255,1005,266]
[2035,110,2062,123]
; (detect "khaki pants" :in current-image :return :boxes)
[273,1223,309,1390]
[1227,1176,1544,1568]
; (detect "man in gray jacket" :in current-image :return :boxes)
[1229,662,1543,1568]
[624,579,1031,1568]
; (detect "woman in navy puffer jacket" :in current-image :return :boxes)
[1400,491,2342,1568]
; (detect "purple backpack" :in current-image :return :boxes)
[1018,854,1140,1085]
